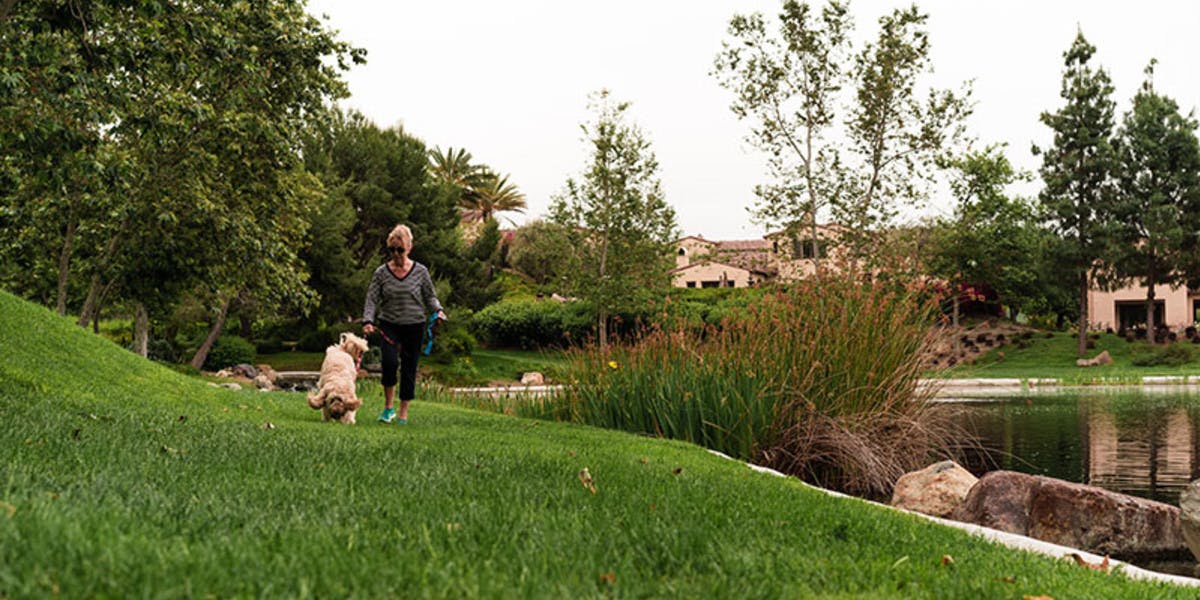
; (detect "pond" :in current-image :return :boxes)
[949,387,1200,505]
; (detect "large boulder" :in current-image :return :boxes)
[891,460,978,518]
[952,471,1186,559]
[520,371,545,385]
[1179,479,1200,561]
[1075,350,1113,367]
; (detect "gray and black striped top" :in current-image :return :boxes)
[362,261,443,326]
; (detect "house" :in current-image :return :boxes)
[1088,283,1200,332]
[670,224,848,288]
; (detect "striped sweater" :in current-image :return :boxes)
[362,261,443,326]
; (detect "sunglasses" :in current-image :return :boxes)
[387,246,406,254]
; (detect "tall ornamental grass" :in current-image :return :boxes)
[542,274,957,498]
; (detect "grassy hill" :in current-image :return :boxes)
[941,331,1200,382]
[0,288,1193,598]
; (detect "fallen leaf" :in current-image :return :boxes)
[161,445,180,456]
[598,571,616,584]
[639,457,648,465]
[890,555,909,570]
[71,428,81,441]
[579,468,597,494]
[178,415,188,423]
[262,422,275,430]
[568,450,576,457]
[0,501,15,517]
[940,555,954,566]
[671,467,683,475]
[1023,596,1053,600]
[446,522,462,532]
[1068,553,1110,573]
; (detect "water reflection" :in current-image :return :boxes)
[953,389,1200,504]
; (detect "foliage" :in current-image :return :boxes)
[1108,62,1200,343]
[471,299,596,349]
[454,219,503,311]
[1036,31,1118,355]
[540,275,955,498]
[4,290,1186,599]
[1130,343,1194,367]
[549,90,679,346]
[506,219,575,286]
[928,146,1047,319]
[712,1,971,259]
[202,335,257,371]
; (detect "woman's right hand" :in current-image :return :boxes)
[363,323,376,335]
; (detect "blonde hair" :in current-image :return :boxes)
[387,224,413,251]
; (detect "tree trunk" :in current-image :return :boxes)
[55,215,77,316]
[189,295,233,370]
[133,302,150,357]
[951,291,960,353]
[598,306,608,348]
[1145,277,1157,345]
[1077,273,1089,357]
[77,274,102,327]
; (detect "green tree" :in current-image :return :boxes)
[713,1,970,260]
[1109,61,1200,343]
[549,91,679,347]
[928,146,1043,324]
[508,220,574,286]
[1036,31,1118,356]
[467,172,527,224]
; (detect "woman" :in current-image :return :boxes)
[362,224,446,424]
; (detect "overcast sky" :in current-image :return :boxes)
[304,1,1200,241]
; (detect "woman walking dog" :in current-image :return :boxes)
[362,224,446,424]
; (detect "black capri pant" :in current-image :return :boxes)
[376,320,425,400]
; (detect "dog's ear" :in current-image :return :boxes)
[339,332,350,346]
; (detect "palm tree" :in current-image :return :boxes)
[466,173,527,223]
[428,146,487,192]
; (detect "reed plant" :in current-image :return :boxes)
[544,273,958,498]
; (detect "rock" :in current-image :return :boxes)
[520,371,545,385]
[215,369,234,378]
[891,460,978,518]
[218,383,242,391]
[1179,480,1200,562]
[255,364,279,384]
[253,374,275,391]
[952,471,1186,559]
[231,363,259,378]
[1075,350,1113,367]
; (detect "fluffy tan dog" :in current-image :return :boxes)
[307,332,369,424]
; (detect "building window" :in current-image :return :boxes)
[678,247,686,256]
[792,238,827,259]
[686,281,696,288]
[701,281,720,288]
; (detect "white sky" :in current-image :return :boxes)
[305,1,1200,241]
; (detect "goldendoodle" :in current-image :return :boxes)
[307,332,369,424]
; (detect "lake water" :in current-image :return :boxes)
[948,387,1200,505]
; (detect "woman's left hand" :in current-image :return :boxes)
[437,310,448,321]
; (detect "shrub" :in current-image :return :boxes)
[531,274,958,499]
[471,299,595,349]
[297,322,361,352]
[1130,343,1193,367]
[203,335,257,371]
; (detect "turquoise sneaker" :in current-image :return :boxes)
[378,407,396,423]
[396,417,408,425]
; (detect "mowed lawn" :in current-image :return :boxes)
[0,290,1193,598]
[939,331,1200,382]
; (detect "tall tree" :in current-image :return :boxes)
[549,91,679,347]
[712,0,851,266]
[1109,61,1200,343]
[713,1,970,260]
[1036,31,1117,356]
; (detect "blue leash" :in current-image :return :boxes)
[422,312,438,356]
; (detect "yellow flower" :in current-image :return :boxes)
[607,361,619,370]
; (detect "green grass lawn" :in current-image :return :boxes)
[1,289,1194,598]
[938,331,1200,382]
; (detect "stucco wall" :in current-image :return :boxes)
[672,262,753,288]
[1088,283,1193,331]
